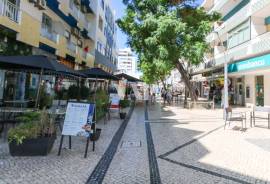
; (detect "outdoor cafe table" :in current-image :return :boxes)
[172,93,181,102]
[0,107,36,121]
[4,100,33,108]
[0,108,36,139]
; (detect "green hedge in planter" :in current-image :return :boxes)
[67,85,90,100]
[80,86,90,100]
[8,110,55,145]
[88,89,109,121]
[67,85,79,99]
[119,99,130,109]
[54,88,67,100]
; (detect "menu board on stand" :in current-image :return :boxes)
[58,102,96,158]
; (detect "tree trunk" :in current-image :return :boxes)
[175,61,197,101]
[161,80,167,90]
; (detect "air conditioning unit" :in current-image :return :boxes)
[77,40,83,47]
[35,0,46,10]
[71,27,80,37]
[216,21,224,26]
[29,0,38,3]
[216,41,223,47]
[74,0,81,6]
[64,30,71,39]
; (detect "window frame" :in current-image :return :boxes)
[227,18,251,49]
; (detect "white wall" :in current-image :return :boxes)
[251,16,267,39]
[264,73,270,106]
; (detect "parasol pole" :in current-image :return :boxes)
[77,76,81,101]
[35,68,44,109]
[94,75,97,120]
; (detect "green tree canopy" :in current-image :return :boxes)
[118,0,220,100]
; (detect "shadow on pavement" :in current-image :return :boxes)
[149,103,269,184]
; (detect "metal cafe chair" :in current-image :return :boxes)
[224,107,247,130]
[52,100,60,108]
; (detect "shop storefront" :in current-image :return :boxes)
[228,53,270,107]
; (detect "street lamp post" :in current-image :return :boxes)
[214,31,229,119]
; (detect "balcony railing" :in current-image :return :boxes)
[0,0,19,23]
[79,48,87,59]
[212,32,270,66]
[70,1,81,20]
[41,26,58,43]
[67,41,77,54]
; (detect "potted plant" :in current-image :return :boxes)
[89,89,110,121]
[119,99,130,119]
[80,86,90,100]
[8,110,56,156]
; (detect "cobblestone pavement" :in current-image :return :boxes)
[0,112,123,184]
[149,102,270,184]
[2,101,270,184]
[103,103,150,184]
[86,105,135,184]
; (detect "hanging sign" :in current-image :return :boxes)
[118,79,127,99]
[131,83,143,100]
[228,53,270,73]
[62,102,95,137]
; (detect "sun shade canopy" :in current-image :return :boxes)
[114,73,142,82]
[0,55,85,78]
[80,68,119,80]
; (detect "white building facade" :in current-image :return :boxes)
[193,0,270,107]
[117,48,138,76]
[89,0,118,73]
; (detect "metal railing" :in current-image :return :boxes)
[79,48,87,59]
[41,26,58,43]
[69,1,80,20]
[0,0,19,23]
[83,16,90,30]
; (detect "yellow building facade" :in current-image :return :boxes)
[0,0,95,68]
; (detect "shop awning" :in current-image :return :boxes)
[114,73,142,82]
[79,67,119,80]
[191,64,224,76]
[0,55,85,78]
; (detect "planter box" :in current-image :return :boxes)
[9,135,56,156]
[90,128,101,141]
[120,112,127,119]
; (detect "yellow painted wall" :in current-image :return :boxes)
[18,12,40,47]
[0,16,20,33]
[0,1,95,67]
[57,36,68,57]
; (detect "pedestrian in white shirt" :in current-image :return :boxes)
[144,88,150,106]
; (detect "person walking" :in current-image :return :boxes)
[144,88,150,106]
[166,90,172,105]
[151,91,156,105]
[161,88,166,105]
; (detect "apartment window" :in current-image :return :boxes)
[98,16,103,31]
[42,14,52,32]
[228,19,250,49]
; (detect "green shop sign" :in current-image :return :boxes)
[228,53,270,73]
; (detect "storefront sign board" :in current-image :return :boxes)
[228,53,270,73]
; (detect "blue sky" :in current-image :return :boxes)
[111,0,204,49]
